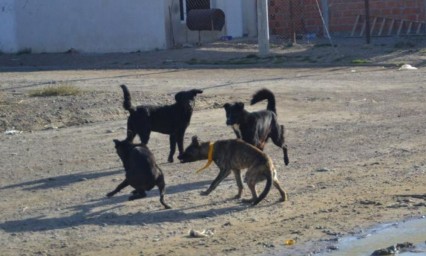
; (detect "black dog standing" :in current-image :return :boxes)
[107,139,171,209]
[223,89,289,166]
[120,84,203,163]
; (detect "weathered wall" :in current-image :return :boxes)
[269,0,426,37]
[0,0,17,52]
[1,0,168,53]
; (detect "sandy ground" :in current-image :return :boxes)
[0,38,425,256]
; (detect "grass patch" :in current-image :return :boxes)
[29,84,81,97]
[351,59,370,64]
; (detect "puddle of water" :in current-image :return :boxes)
[325,217,426,256]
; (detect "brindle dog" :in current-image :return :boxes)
[178,136,287,206]
[107,139,171,209]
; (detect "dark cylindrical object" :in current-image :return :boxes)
[186,9,225,31]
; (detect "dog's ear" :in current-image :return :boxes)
[175,91,186,102]
[236,102,245,110]
[113,139,120,147]
[191,136,200,146]
[223,103,230,110]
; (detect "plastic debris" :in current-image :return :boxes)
[398,64,418,70]
[4,129,22,135]
[284,239,296,246]
[188,228,215,238]
[220,35,233,41]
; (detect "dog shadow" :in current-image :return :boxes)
[0,166,211,196]
[0,194,249,233]
[0,168,122,191]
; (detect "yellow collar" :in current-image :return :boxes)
[195,142,214,174]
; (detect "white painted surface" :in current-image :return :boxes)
[2,0,168,53]
[215,0,244,37]
[1,0,252,53]
[0,0,18,52]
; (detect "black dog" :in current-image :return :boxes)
[107,139,171,209]
[120,84,203,163]
[223,88,289,166]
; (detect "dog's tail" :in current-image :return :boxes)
[250,89,276,114]
[120,84,136,114]
[252,170,272,206]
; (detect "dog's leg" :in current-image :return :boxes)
[107,179,129,197]
[242,182,257,204]
[126,119,137,142]
[168,134,177,163]
[157,175,172,209]
[128,190,147,201]
[176,131,185,160]
[233,169,244,199]
[201,168,231,196]
[271,124,289,166]
[126,130,136,143]
[140,127,151,145]
[272,171,288,202]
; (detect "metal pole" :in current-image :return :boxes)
[257,0,270,56]
[364,0,371,44]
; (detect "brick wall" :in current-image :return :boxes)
[269,0,426,37]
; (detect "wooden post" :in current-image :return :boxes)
[364,0,371,44]
[257,0,269,57]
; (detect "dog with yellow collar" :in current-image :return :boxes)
[178,136,287,206]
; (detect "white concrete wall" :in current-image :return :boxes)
[2,0,168,53]
[1,0,254,53]
[242,0,257,37]
[0,0,18,52]
[214,0,244,37]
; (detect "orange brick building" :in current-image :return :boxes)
[269,0,426,38]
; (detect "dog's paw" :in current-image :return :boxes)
[278,198,286,203]
[167,157,174,163]
[200,191,209,196]
[241,198,254,204]
[106,192,115,198]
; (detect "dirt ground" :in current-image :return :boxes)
[0,37,425,256]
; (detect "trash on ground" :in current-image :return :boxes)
[188,228,215,238]
[398,64,418,70]
[4,129,22,135]
[284,239,296,246]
